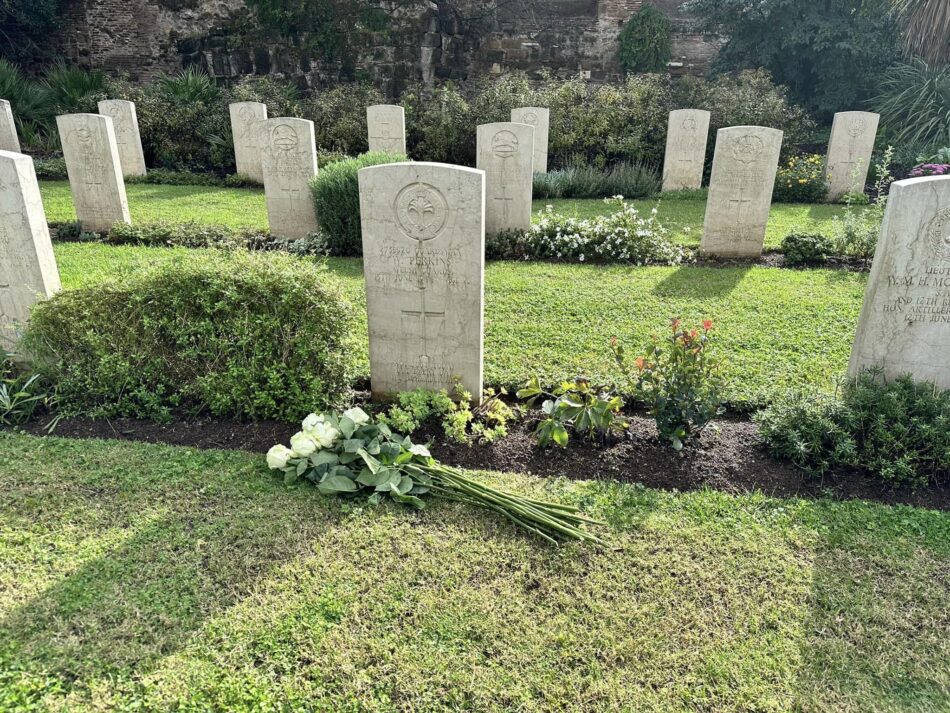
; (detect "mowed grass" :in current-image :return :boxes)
[39,181,849,249]
[0,432,947,711]
[52,243,866,406]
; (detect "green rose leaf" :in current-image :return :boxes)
[343,438,364,453]
[339,416,357,438]
[357,467,393,487]
[390,492,426,509]
[310,451,338,467]
[318,475,359,494]
[358,448,382,474]
[393,475,414,495]
[409,444,431,458]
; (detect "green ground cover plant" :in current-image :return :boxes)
[51,244,867,408]
[24,251,357,421]
[756,370,950,489]
[38,181,852,250]
[0,432,948,710]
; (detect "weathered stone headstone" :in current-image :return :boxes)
[0,100,20,153]
[229,101,267,183]
[699,126,783,257]
[849,175,950,388]
[511,107,550,174]
[662,109,710,191]
[358,162,485,399]
[823,111,880,203]
[56,113,131,233]
[0,150,61,353]
[476,122,534,236]
[97,99,147,177]
[260,117,319,239]
[366,105,407,155]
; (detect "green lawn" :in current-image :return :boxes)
[0,432,947,711]
[39,181,849,249]
[53,243,867,407]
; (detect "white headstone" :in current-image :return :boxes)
[0,151,61,352]
[358,162,485,399]
[366,105,407,155]
[849,175,950,388]
[823,111,880,203]
[662,109,710,191]
[476,122,534,236]
[56,113,131,233]
[700,126,783,258]
[229,101,267,183]
[511,107,550,174]
[261,117,319,239]
[97,99,147,177]
[0,100,20,153]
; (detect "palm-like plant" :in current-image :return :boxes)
[157,66,220,104]
[893,0,950,65]
[872,59,950,148]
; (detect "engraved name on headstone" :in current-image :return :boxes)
[358,162,485,399]
[823,111,880,203]
[229,101,268,184]
[849,175,950,388]
[261,117,319,239]
[476,122,534,236]
[662,109,710,191]
[700,126,783,257]
[0,150,61,352]
[367,105,407,155]
[56,113,131,233]
[511,107,550,174]
[97,99,147,177]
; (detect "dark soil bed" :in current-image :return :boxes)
[17,413,949,512]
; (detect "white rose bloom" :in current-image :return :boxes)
[311,421,341,449]
[343,407,370,425]
[266,444,294,470]
[302,413,324,432]
[290,431,318,457]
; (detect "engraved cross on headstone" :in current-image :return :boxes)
[729,189,752,224]
[281,185,302,212]
[494,196,514,222]
[402,300,445,365]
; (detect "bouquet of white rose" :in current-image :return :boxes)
[267,408,605,545]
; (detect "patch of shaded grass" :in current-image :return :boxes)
[52,244,867,406]
[0,433,947,711]
[40,181,848,249]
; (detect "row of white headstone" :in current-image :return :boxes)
[2,146,950,409]
[354,162,950,401]
[661,109,881,257]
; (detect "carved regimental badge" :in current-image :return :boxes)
[394,182,449,242]
[927,206,950,261]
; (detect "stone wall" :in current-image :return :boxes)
[53,0,721,94]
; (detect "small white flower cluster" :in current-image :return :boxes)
[266,407,370,469]
[521,199,684,265]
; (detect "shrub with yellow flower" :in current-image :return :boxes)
[772,153,828,203]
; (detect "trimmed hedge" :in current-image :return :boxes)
[310,151,408,256]
[22,252,357,421]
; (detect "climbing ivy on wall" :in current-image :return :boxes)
[243,0,390,65]
[618,4,673,75]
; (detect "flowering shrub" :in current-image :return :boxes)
[613,319,724,450]
[267,409,605,544]
[490,198,685,264]
[772,154,827,203]
[909,163,950,178]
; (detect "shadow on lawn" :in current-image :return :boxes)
[651,263,752,298]
[795,502,950,709]
[0,465,349,684]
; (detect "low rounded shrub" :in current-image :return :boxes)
[755,371,950,489]
[781,232,833,266]
[22,252,357,421]
[532,162,660,200]
[310,151,408,256]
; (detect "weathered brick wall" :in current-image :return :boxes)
[53,0,720,92]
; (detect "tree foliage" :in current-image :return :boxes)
[0,0,66,62]
[683,0,902,120]
[893,0,950,66]
[618,4,673,75]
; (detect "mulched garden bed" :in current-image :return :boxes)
[18,412,949,512]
